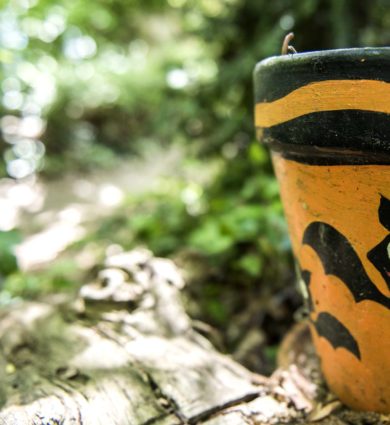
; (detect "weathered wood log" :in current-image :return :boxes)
[0,249,388,425]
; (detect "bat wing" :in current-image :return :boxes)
[303,221,390,309]
[313,312,361,360]
[378,195,390,231]
[367,234,390,291]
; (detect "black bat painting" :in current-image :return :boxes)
[302,221,390,310]
[300,197,390,360]
[367,195,390,291]
[313,312,361,360]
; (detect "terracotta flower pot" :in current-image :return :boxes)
[254,47,390,413]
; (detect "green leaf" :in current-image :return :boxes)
[221,205,264,240]
[248,142,267,165]
[188,219,233,255]
[205,299,228,325]
[236,254,263,277]
[0,231,21,277]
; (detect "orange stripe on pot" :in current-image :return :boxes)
[255,79,390,128]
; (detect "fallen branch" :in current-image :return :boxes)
[0,249,388,424]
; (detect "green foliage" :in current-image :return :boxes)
[1,0,389,312]
[0,230,74,302]
[2,258,79,300]
[0,230,21,277]
[78,143,291,296]
[1,0,389,177]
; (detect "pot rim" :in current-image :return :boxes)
[254,47,390,164]
[254,47,390,75]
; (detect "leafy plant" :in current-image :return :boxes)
[0,230,21,278]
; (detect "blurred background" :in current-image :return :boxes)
[0,0,389,374]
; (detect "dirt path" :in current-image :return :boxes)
[0,145,187,271]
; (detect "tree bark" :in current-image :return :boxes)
[0,250,387,425]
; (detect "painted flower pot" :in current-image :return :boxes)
[254,48,390,413]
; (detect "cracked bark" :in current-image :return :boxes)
[0,249,388,425]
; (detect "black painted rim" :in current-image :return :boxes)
[254,47,390,102]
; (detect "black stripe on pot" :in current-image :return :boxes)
[260,110,390,165]
[254,48,390,103]
[270,147,390,165]
[313,311,361,360]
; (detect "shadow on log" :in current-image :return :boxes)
[0,250,388,424]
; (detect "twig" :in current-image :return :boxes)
[281,32,297,55]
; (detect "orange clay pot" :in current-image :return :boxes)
[254,48,390,413]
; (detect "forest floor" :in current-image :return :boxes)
[1,144,188,271]
[0,144,299,376]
